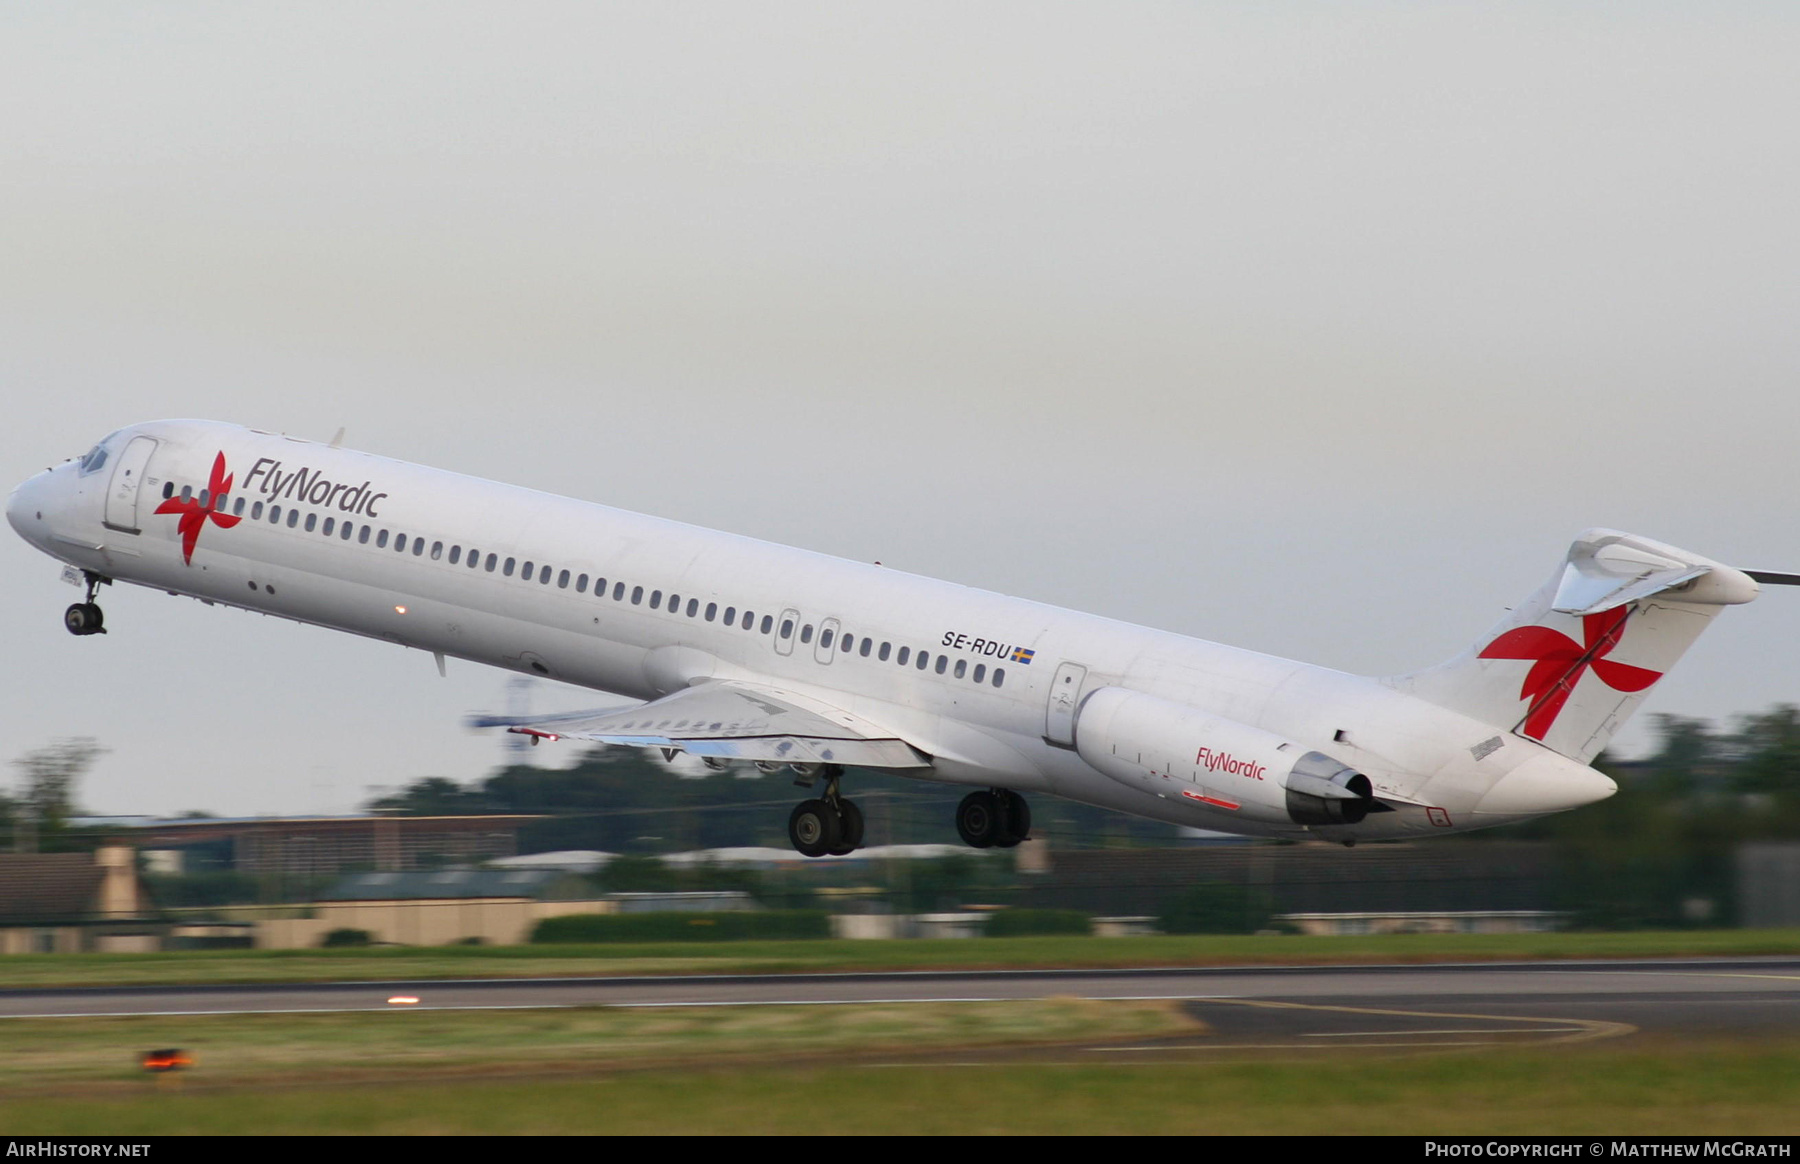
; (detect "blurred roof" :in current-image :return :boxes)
[487,850,618,873]
[319,868,575,901]
[660,844,979,868]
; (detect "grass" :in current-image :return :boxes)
[3,1037,1797,1134]
[2,929,1797,990]
[0,999,1191,1095]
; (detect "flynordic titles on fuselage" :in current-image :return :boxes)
[242,458,389,519]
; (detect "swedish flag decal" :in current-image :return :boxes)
[1011,646,1036,664]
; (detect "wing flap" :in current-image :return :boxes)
[475,681,932,769]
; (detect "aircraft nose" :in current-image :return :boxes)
[1474,755,1618,816]
[7,471,55,544]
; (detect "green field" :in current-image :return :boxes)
[3,928,1796,990]
[0,999,1192,1095]
[4,1035,1796,1134]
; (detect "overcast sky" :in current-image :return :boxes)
[3,4,1798,818]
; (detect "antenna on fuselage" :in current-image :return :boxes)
[329,427,346,449]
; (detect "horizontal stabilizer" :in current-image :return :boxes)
[1551,533,1715,615]
[470,681,931,770]
[1745,570,1800,587]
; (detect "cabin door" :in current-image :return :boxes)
[103,436,158,533]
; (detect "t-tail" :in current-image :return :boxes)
[1391,529,1760,764]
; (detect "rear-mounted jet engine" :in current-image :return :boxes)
[1072,686,1376,827]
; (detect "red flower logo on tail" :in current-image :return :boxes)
[1478,607,1663,741]
[155,451,242,564]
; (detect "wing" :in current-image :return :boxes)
[469,681,932,769]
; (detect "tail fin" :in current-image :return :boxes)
[1392,529,1759,763]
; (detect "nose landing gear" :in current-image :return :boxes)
[64,572,110,636]
[956,789,1031,849]
[786,764,865,858]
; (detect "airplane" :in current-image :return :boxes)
[7,419,1787,855]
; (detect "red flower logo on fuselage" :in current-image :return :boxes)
[1478,607,1663,741]
[155,451,242,564]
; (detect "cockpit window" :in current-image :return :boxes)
[76,433,120,476]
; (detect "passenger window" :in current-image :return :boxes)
[780,619,793,639]
[413,539,426,557]
[576,573,588,593]
[233,497,246,516]
[594,577,607,595]
[341,521,353,540]
[649,590,662,609]
[687,598,699,617]
[287,509,299,528]
[936,656,948,675]
[993,668,1005,688]
[181,485,193,501]
[539,565,551,584]
[724,606,735,624]
[614,582,625,600]
[918,652,931,671]
[504,557,515,576]
[631,586,643,604]
[359,526,371,545]
[705,603,717,622]
[199,490,210,508]
[431,541,443,561]
[973,664,986,683]
[269,504,281,523]
[761,615,773,634]
[897,646,910,666]
[860,639,873,658]
[486,553,497,572]
[842,635,854,654]
[820,629,834,650]
[396,534,408,552]
[303,513,316,533]
[522,560,534,579]
[559,570,571,589]
[801,624,815,643]
[252,501,264,520]
[163,482,175,499]
[954,660,967,679]
[668,593,680,612]
[321,517,333,536]
[742,610,754,630]
[449,546,461,565]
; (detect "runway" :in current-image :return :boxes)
[6,957,1799,1052]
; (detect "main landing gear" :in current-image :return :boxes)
[779,768,1033,858]
[956,789,1031,849]
[64,572,110,636]
[786,764,865,858]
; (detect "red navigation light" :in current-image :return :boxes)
[142,1048,193,1072]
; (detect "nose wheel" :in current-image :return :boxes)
[64,573,109,636]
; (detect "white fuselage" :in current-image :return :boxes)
[8,420,1593,841]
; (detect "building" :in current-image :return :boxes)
[0,847,159,954]
[256,867,613,948]
[1738,843,1800,928]
[1012,840,1558,919]
[102,814,543,876]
